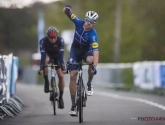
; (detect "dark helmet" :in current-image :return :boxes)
[46,26,59,37]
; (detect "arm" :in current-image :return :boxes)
[58,38,65,65]
[58,38,66,70]
[91,33,99,71]
[93,51,99,68]
[40,39,46,69]
[63,4,79,24]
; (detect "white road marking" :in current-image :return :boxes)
[96,92,165,111]
[131,118,136,120]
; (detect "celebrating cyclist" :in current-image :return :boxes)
[63,5,99,115]
[38,26,65,109]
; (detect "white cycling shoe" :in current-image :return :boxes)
[69,106,77,116]
[87,85,93,96]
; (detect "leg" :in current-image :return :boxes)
[86,56,94,86]
[68,47,80,115]
[56,67,65,97]
[86,56,94,95]
[69,70,78,116]
[56,67,65,109]
[69,70,78,107]
[43,55,50,93]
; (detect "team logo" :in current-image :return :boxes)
[71,14,76,19]
[69,58,73,63]
[92,42,98,48]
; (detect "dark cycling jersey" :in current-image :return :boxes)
[67,12,99,51]
[39,36,65,68]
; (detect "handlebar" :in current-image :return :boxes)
[44,64,60,68]
[66,62,95,74]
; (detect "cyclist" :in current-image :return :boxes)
[38,26,65,109]
[63,5,99,115]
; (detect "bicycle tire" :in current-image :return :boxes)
[78,78,83,123]
[51,77,56,115]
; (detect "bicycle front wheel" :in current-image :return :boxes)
[51,77,56,115]
[78,78,83,123]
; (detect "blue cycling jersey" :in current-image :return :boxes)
[67,12,99,51]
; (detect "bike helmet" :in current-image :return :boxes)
[85,11,99,23]
[46,26,59,37]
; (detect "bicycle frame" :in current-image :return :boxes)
[45,60,59,115]
[77,64,85,123]
[67,62,94,123]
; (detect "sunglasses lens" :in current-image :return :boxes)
[86,18,94,24]
[49,37,56,39]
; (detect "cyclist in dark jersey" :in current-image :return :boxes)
[38,26,65,109]
[63,4,99,116]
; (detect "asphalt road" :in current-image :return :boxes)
[1,83,165,125]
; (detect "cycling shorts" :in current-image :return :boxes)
[68,47,93,71]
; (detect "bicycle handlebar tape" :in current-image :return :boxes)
[65,4,72,9]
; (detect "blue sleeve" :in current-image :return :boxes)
[67,12,81,25]
[58,38,65,64]
[90,32,99,51]
[40,39,46,68]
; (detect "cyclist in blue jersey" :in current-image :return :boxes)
[63,5,99,116]
[38,26,66,109]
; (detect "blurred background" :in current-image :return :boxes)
[0,0,165,94]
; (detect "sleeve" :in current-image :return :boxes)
[67,12,80,25]
[40,39,46,69]
[90,33,99,51]
[58,38,65,64]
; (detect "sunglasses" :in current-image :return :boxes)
[49,36,56,39]
[85,18,94,24]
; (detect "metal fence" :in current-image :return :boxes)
[0,54,24,120]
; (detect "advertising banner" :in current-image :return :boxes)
[10,57,19,95]
[133,62,154,90]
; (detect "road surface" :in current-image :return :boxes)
[1,83,165,125]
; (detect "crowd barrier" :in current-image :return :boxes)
[133,61,165,90]
[0,53,24,120]
[27,61,165,91]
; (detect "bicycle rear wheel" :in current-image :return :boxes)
[78,78,83,123]
[51,77,56,115]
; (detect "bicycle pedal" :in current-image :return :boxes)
[70,114,78,117]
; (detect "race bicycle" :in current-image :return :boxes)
[45,60,59,115]
[66,62,95,123]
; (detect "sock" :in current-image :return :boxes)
[71,95,76,106]
[59,91,63,99]
[44,75,49,83]
[87,76,93,86]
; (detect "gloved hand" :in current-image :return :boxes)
[61,63,66,71]
[61,64,67,74]
[64,4,72,14]
[93,68,97,75]
[38,69,43,75]
[65,4,72,8]
[38,65,44,75]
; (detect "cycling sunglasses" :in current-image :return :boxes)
[85,17,95,24]
[49,36,57,39]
